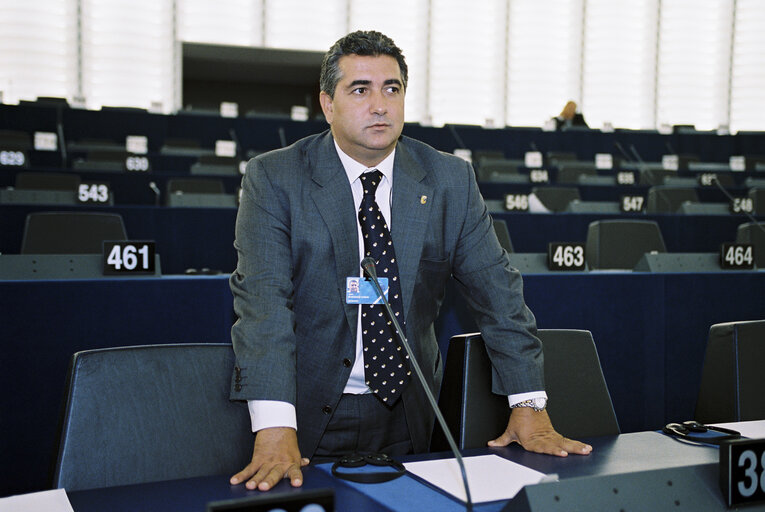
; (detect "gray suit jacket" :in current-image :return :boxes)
[230,130,543,457]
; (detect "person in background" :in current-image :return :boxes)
[555,100,588,129]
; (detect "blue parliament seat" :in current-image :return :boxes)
[53,344,252,491]
[492,218,514,253]
[736,221,765,268]
[21,211,127,254]
[432,330,619,452]
[646,185,699,213]
[530,186,580,212]
[695,320,765,423]
[585,219,666,270]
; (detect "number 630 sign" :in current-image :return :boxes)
[102,241,156,275]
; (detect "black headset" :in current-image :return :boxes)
[331,452,406,483]
[662,420,741,445]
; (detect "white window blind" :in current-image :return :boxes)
[264,0,346,51]
[506,0,583,128]
[428,0,507,127]
[656,0,734,131]
[349,1,429,124]
[0,0,77,104]
[81,0,177,112]
[582,0,658,130]
[179,0,263,47]
[730,0,765,132]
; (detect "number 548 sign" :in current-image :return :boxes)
[103,241,156,275]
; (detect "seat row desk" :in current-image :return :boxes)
[2,270,764,498]
[67,425,765,511]
[1,203,756,275]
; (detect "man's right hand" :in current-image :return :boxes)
[229,427,309,491]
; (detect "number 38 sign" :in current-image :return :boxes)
[102,241,156,275]
[721,438,765,506]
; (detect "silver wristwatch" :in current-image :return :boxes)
[510,397,547,412]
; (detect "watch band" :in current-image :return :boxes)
[510,397,547,411]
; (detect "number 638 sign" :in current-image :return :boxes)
[102,241,156,275]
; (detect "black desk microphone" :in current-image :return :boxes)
[360,257,473,511]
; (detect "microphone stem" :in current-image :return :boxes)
[364,274,473,511]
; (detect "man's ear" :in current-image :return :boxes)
[319,91,333,123]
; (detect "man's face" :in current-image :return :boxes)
[320,54,405,167]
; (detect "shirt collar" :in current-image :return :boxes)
[334,140,395,185]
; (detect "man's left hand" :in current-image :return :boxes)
[488,408,592,457]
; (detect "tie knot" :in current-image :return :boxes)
[360,170,383,198]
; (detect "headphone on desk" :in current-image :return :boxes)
[331,452,406,483]
[662,420,741,445]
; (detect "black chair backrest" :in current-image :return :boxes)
[16,172,80,191]
[586,219,666,270]
[53,343,252,491]
[556,162,597,184]
[531,186,580,212]
[21,212,127,254]
[736,221,765,268]
[167,178,225,195]
[646,186,699,213]
[432,330,619,451]
[492,218,514,253]
[695,320,765,423]
[750,188,765,216]
[476,158,520,181]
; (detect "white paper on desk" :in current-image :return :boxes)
[713,419,765,439]
[0,488,74,512]
[404,454,548,503]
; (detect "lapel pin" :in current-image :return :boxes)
[420,195,427,205]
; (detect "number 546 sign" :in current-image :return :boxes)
[102,241,156,275]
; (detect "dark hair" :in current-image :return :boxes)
[320,30,408,97]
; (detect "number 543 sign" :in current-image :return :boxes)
[102,241,157,275]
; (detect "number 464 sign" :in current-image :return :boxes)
[103,241,156,275]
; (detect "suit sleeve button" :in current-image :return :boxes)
[234,384,242,392]
[322,405,332,414]
[343,358,352,367]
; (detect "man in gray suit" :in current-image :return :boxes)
[229,30,591,492]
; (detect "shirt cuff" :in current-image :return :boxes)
[508,391,548,408]
[247,400,298,432]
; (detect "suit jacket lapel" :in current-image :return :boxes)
[391,142,433,318]
[309,133,359,336]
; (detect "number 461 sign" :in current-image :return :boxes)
[103,241,156,275]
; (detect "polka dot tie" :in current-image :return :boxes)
[358,170,410,405]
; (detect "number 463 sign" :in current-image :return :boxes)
[548,243,586,271]
[103,241,156,275]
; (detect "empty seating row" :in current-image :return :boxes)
[485,185,765,215]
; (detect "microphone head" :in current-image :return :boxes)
[361,257,377,279]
